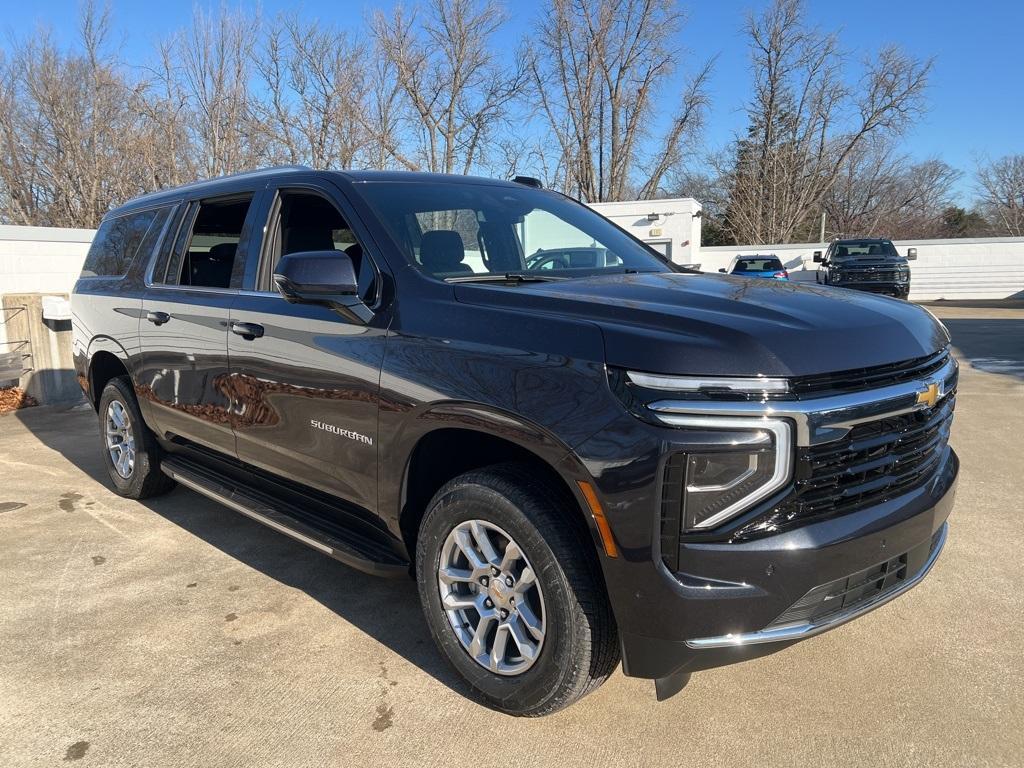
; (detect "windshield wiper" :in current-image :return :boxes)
[446,272,569,284]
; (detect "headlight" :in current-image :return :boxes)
[655,415,793,530]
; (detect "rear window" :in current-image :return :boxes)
[81,208,170,278]
[735,257,783,272]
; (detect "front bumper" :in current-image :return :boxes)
[836,281,910,297]
[622,449,956,680]
[685,518,947,649]
[574,408,958,682]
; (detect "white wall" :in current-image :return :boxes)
[0,225,95,350]
[590,198,702,266]
[698,237,1024,301]
[0,225,94,294]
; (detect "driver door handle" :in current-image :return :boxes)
[231,321,264,340]
[146,311,170,325]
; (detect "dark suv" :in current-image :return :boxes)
[72,168,958,715]
[813,238,916,297]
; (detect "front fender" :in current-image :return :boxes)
[379,401,611,559]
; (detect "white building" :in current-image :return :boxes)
[589,198,702,267]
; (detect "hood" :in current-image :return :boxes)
[453,272,949,377]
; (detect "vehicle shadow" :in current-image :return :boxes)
[12,404,470,700]
[938,317,1024,382]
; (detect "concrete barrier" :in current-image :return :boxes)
[0,293,80,404]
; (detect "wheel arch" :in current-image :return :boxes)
[85,339,131,410]
[394,414,604,570]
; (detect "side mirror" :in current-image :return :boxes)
[812,251,823,263]
[907,247,917,260]
[718,268,727,273]
[273,251,372,324]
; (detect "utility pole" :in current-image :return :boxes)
[819,211,826,243]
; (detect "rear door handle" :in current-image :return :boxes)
[231,321,264,340]
[146,311,170,325]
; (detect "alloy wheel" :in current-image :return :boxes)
[437,519,546,676]
[105,400,136,479]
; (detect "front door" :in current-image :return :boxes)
[138,192,260,455]
[227,182,388,513]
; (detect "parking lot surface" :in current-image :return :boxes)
[1,304,1022,767]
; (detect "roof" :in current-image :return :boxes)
[104,166,528,219]
[109,166,313,215]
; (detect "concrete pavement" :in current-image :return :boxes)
[1,305,1021,767]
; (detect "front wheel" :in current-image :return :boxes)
[416,463,619,716]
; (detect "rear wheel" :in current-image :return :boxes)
[97,376,175,499]
[416,463,619,716]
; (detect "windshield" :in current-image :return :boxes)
[735,257,783,272]
[832,241,899,260]
[357,181,673,280]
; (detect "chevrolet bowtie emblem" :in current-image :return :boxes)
[916,382,941,408]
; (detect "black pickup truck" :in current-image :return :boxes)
[814,238,916,297]
[71,168,958,716]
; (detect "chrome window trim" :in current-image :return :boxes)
[142,203,183,287]
[657,415,793,530]
[685,522,948,649]
[648,356,957,447]
[144,283,240,297]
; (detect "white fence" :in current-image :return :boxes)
[698,237,1024,301]
[0,225,95,352]
[2,224,1024,310]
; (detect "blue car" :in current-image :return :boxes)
[720,255,789,280]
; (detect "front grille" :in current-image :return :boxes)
[790,349,950,398]
[770,553,908,628]
[843,269,898,282]
[733,392,955,540]
[765,527,943,630]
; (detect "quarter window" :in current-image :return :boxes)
[82,207,168,278]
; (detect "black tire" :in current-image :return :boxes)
[416,463,619,716]
[97,376,176,499]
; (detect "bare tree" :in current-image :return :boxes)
[529,0,711,202]
[0,3,163,227]
[976,154,1024,236]
[253,14,372,169]
[722,0,931,244]
[160,7,262,178]
[824,138,960,238]
[370,0,526,175]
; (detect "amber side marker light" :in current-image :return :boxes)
[576,480,618,558]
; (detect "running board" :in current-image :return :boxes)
[161,457,409,578]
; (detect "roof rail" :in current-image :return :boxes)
[128,165,314,204]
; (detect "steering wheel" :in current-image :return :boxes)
[526,253,570,271]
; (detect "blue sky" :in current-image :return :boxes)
[4,0,1021,203]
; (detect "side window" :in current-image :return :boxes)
[171,195,253,289]
[517,209,621,271]
[411,209,486,274]
[265,191,377,304]
[81,208,166,278]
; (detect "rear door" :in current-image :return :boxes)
[227,179,389,512]
[138,191,262,455]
